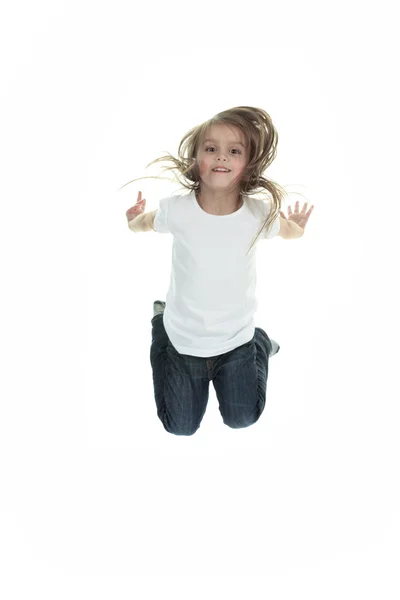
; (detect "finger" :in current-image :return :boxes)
[128,203,142,213]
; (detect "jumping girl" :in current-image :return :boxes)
[124,106,314,436]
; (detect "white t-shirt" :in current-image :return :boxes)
[153,190,280,357]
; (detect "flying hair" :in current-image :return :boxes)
[119,106,307,255]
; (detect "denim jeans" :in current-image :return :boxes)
[150,313,275,436]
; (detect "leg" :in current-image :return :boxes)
[150,312,211,436]
[211,327,274,429]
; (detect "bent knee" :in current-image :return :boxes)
[162,418,200,436]
[223,412,260,429]
[164,425,199,436]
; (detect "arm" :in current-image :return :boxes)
[278,218,304,239]
[128,210,157,233]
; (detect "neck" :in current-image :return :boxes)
[196,189,242,209]
[196,188,243,216]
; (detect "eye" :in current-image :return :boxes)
[205,146,241,154]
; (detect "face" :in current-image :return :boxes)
[196,123,249,188]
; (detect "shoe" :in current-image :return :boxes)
[153,300,166,318]
[269,339,280,357]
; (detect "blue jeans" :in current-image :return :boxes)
[150,313,275,436]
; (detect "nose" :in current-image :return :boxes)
[215,150,229,161]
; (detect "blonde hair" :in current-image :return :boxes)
[120,106,306,255]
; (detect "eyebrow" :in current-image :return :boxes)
[204,138,246,148]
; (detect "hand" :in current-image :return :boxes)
[126,191,146,222]
[280,200,314,231]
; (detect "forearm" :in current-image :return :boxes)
[128,212,154,233]
[287,221,304,239]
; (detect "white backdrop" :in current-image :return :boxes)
[1,1,399,598]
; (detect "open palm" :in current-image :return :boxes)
[280,201,314,230]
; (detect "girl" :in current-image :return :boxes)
[124,106,314,436]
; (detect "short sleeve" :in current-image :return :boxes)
[153,196,170,233]
[258,200,281,239]
[263,214,280,238]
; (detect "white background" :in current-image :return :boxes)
[1,0,399,598]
